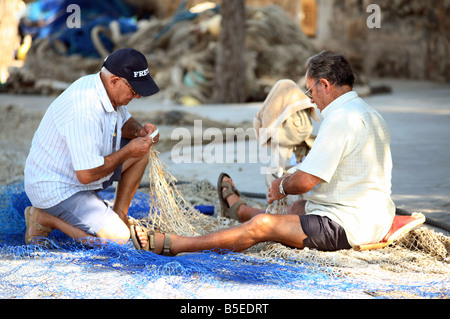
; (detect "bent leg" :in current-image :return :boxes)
[113,153,148,225]
[32,206,129,244]
[219,176,307,222]
[39,190,131,244]
[27,206,92,242]
[220,175,265,222]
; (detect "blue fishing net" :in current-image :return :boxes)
[0,181,447,299]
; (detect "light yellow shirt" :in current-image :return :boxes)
[299,91,395,247]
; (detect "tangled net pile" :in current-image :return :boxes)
[0,147,448,299]
[9,5,318,103]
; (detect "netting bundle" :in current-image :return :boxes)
[0,147,449,299]
[143,147,240,236]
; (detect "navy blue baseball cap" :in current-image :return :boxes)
[103,48,159,96]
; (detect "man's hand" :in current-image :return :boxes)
[267,170,321,205]
[76,134,153,185]
[76,119,160,185]
[122,117,159,143]
[126,136,153,158]
[268,177,287,205]
[137,123,159,143]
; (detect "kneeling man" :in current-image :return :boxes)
[24,48,160,245]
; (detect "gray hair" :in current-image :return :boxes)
[305,50,355,88]
[101,66,115,78]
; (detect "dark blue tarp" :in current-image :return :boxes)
[20,0,138,57]
[20,0,220,57]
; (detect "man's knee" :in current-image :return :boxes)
[140,151,150,164]
[246,214,276,239]
[122,152,149,173]
[96,216,130,242]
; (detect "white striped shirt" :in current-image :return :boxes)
[24,73,132,209]
[299,91,395,247]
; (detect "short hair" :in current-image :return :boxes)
[305,50,355,88]
[101,66,114,77]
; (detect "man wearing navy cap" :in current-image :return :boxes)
[24,48,160,245]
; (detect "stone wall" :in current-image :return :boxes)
[317,0,449,82]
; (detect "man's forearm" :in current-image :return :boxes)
[75,118,153,185]
[267,169,320,204]
[122,117,143,139]
[283,170,320,195]
[76,147,129,185]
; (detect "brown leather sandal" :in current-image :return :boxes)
[24,206,53,245]
[130,225,173,256]
[217,173,246,221]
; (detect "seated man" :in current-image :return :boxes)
[24,48,160,245]
[131,50,395,254]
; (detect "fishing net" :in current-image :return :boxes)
[11,5,318,103]
[0,147,448,299]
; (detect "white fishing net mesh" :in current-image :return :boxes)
[143,147,449,294]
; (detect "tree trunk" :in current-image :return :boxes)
[214,0,246,103]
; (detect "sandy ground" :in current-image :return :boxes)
[0,78,449,235]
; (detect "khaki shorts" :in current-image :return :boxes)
[44,154,124,235]
[44,190,118,235]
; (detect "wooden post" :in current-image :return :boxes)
[214,0,246,103]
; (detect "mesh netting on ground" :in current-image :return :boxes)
[0,148,449,299]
